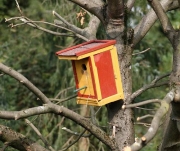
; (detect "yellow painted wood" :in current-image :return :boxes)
[98,94,123,106]
[77,45,114,60]
[110,47,124,99]
[76,94,123,106]
[74,58,95,96]
[89,56,102,100]
[76,97,99,106]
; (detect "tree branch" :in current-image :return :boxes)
[25,119,55,151]
[127,72,170,102]
[0,104,117,150]
[68,0,104,22]
[126,90,175,151]
[53,11,89,40]
[60,129,86,151]
[126,0,136,11]
[0,124,49,151]
[147,0,175,43]
[137,114,154,121]
[0,63,51,104]
[122,99,161,109]
[133,0,178,46]
[62,127,90,137]
[0,63,117,149]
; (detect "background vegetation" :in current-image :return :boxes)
[0,0,179,150]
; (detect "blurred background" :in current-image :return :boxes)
[0,0,179,150]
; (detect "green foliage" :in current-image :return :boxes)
[0,0,179,150]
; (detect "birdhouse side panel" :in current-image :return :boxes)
[110,47,124,99]
[94,50,117,99]
[72,58,97,99]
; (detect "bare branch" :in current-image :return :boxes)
[133,0,177,46]
[25,119,55,151]
[134,122,151,127]
[60,129,86,151]
[135,107,157,111]
[62,127,90,137]
[54,86,74,99]
[68,0,104,22]
[0,104,117,150]
[0,124,49,151]
[0,63,51,104]
[126,0,136,11]
[53,11,86,37]
[84,15,101,39]
[49,94,77,104]
[122,99,161,109]
[137,115,154,121]
[127,90,175,151]
[15,0,23,15]
[54,10,100,40]
[132,48,150,56]
[127,72,170,102]
[147,0,175,43]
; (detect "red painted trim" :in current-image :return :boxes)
[56,40,116,56]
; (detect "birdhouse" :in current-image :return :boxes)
[56,40,124,106]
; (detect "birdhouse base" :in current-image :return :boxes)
[76,94,123,106]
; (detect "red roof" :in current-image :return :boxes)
[56,40,116,57]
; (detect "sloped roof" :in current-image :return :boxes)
[56,40,116,57]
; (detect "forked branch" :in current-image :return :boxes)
[0,63,117,150]
[147,0,175,43]
[125,90,175,151]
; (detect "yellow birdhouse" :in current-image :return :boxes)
[56,40,124,106]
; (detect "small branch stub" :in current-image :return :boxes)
[141,136,146,142]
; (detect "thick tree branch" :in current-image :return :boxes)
[147,0,175,43]
[126,90,175,151]
[68,0,104,22]
[123,99,161,109]
[0,63,51,104]
[0,63,117,150]
[53,11,89,40]
[54,10,100,40]
[0,124,48,151]
[133,0,178,46]
[126,0,136,11]
[127,72,170,103]
[0,104,117,150]
[25,119,55,151]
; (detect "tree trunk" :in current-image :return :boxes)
[105,19,134,150]
[159,31,180,150]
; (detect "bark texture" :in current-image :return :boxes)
[0,124,48,151]
[105,1,134,150]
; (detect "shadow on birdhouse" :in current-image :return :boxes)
[56,40,124,106]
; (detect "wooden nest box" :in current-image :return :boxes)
[56,40,124,106]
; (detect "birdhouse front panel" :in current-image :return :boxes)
[72,58,97,99]
[56,40,124,106]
